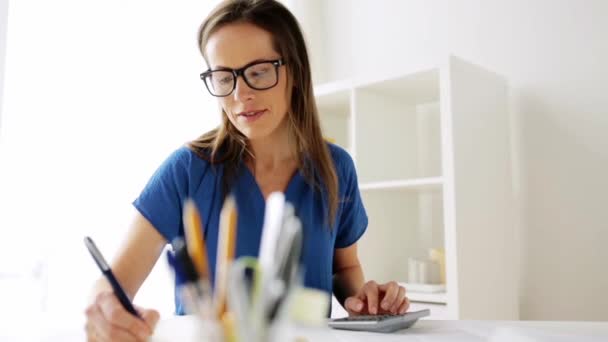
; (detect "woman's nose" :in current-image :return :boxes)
[233,76,255,102]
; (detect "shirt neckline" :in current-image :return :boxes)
[240,162,302,204]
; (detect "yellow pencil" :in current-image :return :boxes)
[183,198,210,281]
[215,195,238,318]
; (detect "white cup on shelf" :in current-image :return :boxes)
[408,258,441,285]
[408,257,419,284]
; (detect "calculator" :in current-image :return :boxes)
[327,309,430,333]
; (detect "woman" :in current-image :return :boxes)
[85,0,409,340]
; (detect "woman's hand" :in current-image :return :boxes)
[344,280,409,316]
[84,291,160,342]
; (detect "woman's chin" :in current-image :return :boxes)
[235,124,274,141]
[243,130,268,141]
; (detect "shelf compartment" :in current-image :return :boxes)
[357,188,444,286]
[316,88,352,152]
[354,81,442,182]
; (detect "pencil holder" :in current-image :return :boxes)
[148,315,222,342]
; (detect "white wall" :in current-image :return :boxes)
[298,0,608,321]
[0,0,7,130]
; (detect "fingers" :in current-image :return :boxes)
[362,281,379,314]
[344,296,365,316]
[97,292,152,338]
[378,281,400,313]
[140,308,160,331]
[390,286,406,313]
[86,302,139,342]
[347,281,408,316]
[84,315,96,342]
[398,296,410,314]
[87,291,152,341]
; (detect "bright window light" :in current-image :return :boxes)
[0,1,220,336]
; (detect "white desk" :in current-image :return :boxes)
[324,320,608,341]
[151,316,608,342]
[23,315,608,341]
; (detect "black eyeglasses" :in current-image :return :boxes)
[200,59,285,97]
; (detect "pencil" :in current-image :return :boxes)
[214,195,238,318]
[183,198,210,281]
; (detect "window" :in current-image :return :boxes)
[0,1,220,334]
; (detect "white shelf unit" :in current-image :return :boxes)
[315,82,353,156]
[359,177,443,191]
[316,56,518,320]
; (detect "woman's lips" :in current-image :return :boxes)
[238,109,266,122]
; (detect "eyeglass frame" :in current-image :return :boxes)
[200,58,286,97]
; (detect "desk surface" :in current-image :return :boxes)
[148,316,608,342]
[327,319,608,342]
[15,315,608,342]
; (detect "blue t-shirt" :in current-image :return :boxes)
[133,143,368,314]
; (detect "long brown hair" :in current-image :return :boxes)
[188,0,339,225]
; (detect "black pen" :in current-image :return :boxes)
[84,236,143,319]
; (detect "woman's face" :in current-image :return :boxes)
[204,22,290,141]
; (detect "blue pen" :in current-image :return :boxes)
[84,236,143,319]
[166,249,187,286]
[169,238,214,316]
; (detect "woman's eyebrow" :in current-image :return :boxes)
[212,57,279,70]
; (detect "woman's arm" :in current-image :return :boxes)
[333,243,365,307]
[333,242,409,316]
[95,210,168,300]
[85,210,167,341]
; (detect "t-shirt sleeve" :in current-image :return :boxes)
[132,147,191,243]
[334,148,368,248]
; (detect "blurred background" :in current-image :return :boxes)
[0,0,606,339]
